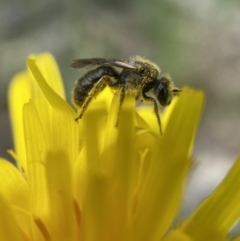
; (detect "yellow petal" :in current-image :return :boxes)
[23,101,49,220]
[28,52,66,99]
[131,129,160,210]
[45,150,78,241]
[86,85,114,115]
[8,71,32,170]
[103,94,135,241]
[27,56,79,166]
[80,93,136,241]
[12,206,45,241]
[163,229,193,241]
[27,55,68,108]
[181,155,240,240]
[0,158,28,210]
[73,87,130,210]
[8,53,64,170]
[129,88,205,241]
[0,195,25,241]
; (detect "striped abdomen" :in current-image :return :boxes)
[72,66,119,108]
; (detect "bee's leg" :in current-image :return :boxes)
[75,77,108,121]
[114,86,126,126]
[73,66,119,121]
[75,79,106,121]
[135,91,141,100]
[142,86,162,135]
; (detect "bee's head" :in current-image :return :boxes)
[154,74,180,106]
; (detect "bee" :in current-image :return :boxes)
[70,55,180,134]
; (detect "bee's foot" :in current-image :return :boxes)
[75,116,81,121]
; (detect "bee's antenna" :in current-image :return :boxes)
[172,88,181,95]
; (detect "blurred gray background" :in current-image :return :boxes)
[0,0,240,219]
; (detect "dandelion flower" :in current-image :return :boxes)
[1,52,239,241]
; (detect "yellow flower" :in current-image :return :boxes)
[1,52,239,241]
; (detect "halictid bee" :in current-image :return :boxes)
[70,55,180,134]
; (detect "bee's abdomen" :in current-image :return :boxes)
[72,66,118,107]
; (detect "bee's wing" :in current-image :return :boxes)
[70,58,137,70]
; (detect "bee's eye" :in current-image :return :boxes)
[154,79,171,106]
